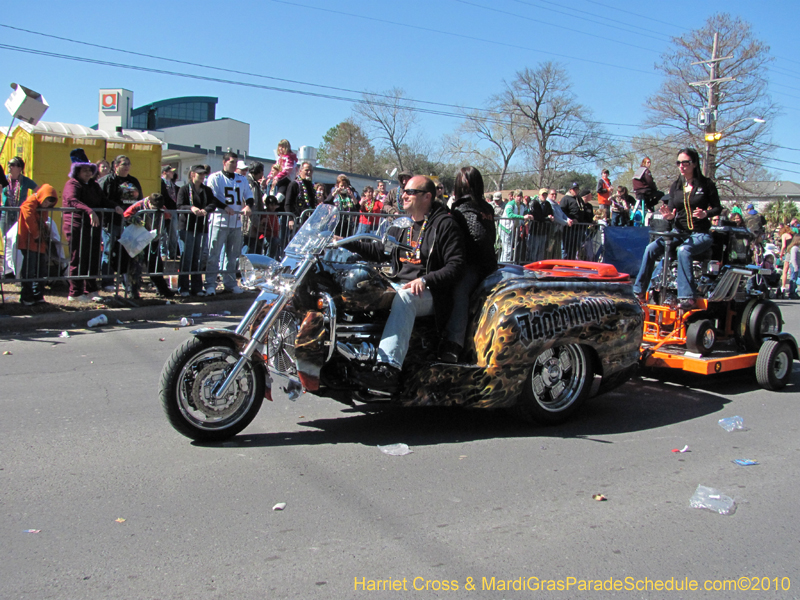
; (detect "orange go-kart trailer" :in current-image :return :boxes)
[639,290,797,391]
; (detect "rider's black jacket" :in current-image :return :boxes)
[665,175,721,234]
[347,200,466,329]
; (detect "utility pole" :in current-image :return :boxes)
[689,32,734,179]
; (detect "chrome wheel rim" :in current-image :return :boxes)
[760,312,780,336]
[529,345,588,412]
[176,346,257,430]
[702,327,715,350]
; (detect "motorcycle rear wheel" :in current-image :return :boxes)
[510,343,594,425]
[160,336,265,442]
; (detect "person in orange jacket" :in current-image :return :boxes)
[17,184,58,305]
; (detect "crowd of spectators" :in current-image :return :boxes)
[2,145,800,306]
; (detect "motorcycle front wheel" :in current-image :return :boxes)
[160,336,265,442]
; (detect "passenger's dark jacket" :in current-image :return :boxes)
[664,175,721,234]
[348,200,465,328]
[450,195,497,278]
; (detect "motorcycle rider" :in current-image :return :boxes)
[341,175,466,389]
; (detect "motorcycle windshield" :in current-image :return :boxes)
[284,204,339,256]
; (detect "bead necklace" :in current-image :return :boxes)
[296,177,311,210]
[7,178,21,208]
[400,216,428,264]
[683,180,694,231]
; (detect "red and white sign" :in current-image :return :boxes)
[101,92,118,111]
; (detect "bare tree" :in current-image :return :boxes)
[645,13,778,195]
[445,100,528,191]
[353,88,418,172]
[317,120,377,175]
[502,62,605,189]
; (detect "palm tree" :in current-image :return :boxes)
[762,197,799,230]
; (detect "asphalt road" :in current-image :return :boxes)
[2,304,799,600]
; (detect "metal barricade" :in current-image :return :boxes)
[1,203,609,303]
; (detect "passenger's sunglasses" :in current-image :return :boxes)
[403,189,427,196]
[676,160,692,166]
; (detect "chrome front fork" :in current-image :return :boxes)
[213,257,313,399]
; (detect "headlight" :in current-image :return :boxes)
[239,254,281,287]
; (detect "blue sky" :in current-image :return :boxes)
[2,0,798,179]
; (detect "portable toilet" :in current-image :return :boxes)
[100,129,163,196]
[0,122,161,254]
[0,121,162,198]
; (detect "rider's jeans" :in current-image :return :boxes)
[633,231,713,299]
[378,284,434,370]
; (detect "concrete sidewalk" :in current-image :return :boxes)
[0,297,255,335]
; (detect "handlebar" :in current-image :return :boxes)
[329,232,414,254]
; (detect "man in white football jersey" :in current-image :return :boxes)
[205,152,254,294]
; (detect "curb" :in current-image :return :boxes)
[0,298,255,335]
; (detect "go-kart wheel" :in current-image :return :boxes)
[745,301,782,352]
[735,298,760,350]
[755,340,793,390]
[510,344,594,425]
[686,319,715,356]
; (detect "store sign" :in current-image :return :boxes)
[101,92,118,111]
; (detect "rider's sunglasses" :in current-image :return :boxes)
[676,160,692,166]
[403,188,427,196]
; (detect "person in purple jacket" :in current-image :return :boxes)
[62,149,123,302]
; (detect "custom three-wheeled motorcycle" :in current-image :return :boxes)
[160,205,644,441]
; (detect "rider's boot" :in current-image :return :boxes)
[352,362,401,392]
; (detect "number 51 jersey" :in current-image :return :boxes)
[207,171,254,229]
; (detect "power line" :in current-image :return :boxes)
[456,0,662,53]
[264,0,657,76]
[509,0,674,43]
[0,22,486,116]
[0,22,645,130]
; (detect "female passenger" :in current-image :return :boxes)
[441,166,497,362]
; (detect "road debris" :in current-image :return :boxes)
[672,445,690,453]
[690,485,736,515]
[87,314,108,328]
[378,443,412,456]
[272,503,287,511]
[718,416,744,432]
[733,459,759,466]
[592,494,608,501]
